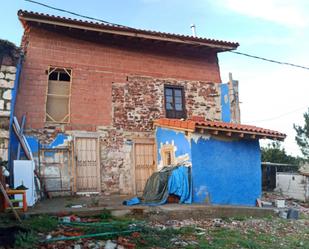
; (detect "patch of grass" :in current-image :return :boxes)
[132,227,183,249]
[22,215,58,233]
[231,215,250,221]
[14,230,39,249]
[179,226,197,235]
[100,208,113,220]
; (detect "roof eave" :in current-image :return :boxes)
[154,120,286,141]
[18,10,239,51]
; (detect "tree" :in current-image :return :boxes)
[294,108,309,159]
[261,141,301,165]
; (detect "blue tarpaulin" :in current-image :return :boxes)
[168,166,192,204]
[123,165,192,206]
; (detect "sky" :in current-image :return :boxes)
[2,0,309,156]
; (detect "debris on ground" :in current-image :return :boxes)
[0,191,308,248]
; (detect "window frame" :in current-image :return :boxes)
[164,85,186,119]
[45,66,72,124]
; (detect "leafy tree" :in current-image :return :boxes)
[294,108,309,159]
[261,141,301,165]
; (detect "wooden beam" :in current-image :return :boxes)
[212,130,219,135]
[195,125,286,140]
[250,134,256,139]
[226,132,232,136]
[239,133,244,138]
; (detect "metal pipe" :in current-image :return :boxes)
[190,24,196,37]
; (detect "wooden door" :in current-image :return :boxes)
[75,137,100,192]
[134,139,156,195]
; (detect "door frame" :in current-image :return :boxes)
[132,137,156,195]
[73,132,101,193]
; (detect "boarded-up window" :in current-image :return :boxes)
[46,67,71,123]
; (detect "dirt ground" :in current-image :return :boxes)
[0,191,308,249]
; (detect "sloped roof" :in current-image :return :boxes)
[18,10,239,52]
[154,118,286,141]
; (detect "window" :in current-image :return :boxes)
[46,67,71,123]
[160,144,175,166]
[164,85,186,119]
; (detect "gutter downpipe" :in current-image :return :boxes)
[8,53,24,186]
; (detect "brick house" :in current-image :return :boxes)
[14,10,243,196]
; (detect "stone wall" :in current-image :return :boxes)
[113,75,221,131]
[0,62,17,161]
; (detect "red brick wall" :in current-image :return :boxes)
[15,27,222,130]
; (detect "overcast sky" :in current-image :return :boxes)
[2,0,309,156]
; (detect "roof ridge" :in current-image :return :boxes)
[17,9,239,49]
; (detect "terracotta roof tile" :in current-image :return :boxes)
[18,10,239,51]
[154,118,286,141]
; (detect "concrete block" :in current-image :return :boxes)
[0,79,14,89]
[0,110,10,117]
[2,89,12,100]
[0,100,4,110]
[0,72,4,79]
[5,73,15,81]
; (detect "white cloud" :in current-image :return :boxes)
[217,0,309,28]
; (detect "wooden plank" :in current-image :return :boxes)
[196,125,285,140]
[0,182,21,222]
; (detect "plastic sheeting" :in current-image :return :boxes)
[124,165,192,206]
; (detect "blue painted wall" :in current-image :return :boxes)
[221,83,231,122]
[191,137,261,206]
[155,127,191,164]
[25,133,69,154]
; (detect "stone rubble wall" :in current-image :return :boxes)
[97,75,222,194]
[113,75,221,131]
[0,64,16,161]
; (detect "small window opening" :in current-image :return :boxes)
[46,67,71,123]
[164,151,172,165]
[164,85,186,119]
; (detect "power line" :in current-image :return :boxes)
[26,0,309,71]
[248,105,308,123]
[230,51,309,71]
[24,0,129,28]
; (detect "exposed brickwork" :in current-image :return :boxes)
[15,26,227,195]
[15,27,222,130]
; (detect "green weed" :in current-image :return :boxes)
[14,230,38,249]
[22,215,58,233]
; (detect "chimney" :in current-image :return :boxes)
[190,24,197,37]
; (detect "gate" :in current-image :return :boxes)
[75,137,100,192]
